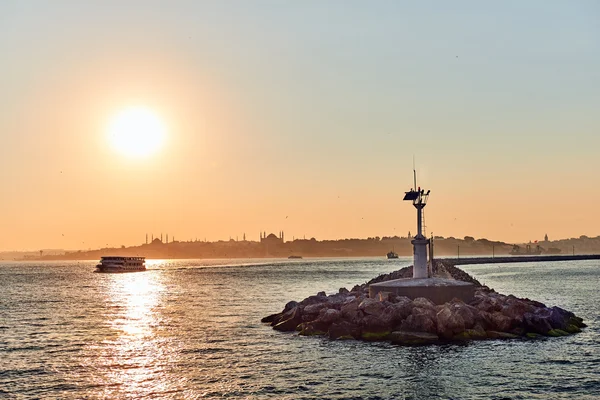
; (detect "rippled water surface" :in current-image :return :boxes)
[1,258,599,399]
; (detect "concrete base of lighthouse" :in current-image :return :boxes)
[411,237,429,278]
[368,277,475,305]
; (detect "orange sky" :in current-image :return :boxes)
[1,2,599,251]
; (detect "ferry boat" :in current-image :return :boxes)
[387,249,399,259]
[95,256,146,273]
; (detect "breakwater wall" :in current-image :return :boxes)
[439,254,600,267]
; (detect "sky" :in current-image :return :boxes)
[1,1,599,251]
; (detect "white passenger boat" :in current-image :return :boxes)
[95,256,146,273]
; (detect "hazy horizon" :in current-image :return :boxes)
[2,1,599,251]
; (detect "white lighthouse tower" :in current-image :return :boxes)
[403,173,430,278]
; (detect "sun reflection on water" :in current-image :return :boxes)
[85,271,181,398]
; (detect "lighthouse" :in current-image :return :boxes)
[403,180,431,278]
[369,174,474,303]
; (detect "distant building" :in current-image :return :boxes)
[260,231,284,245]
[544,234,549,242]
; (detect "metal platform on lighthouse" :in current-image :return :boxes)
[369,178,475,304]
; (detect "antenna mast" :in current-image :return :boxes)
[413,155,417,190]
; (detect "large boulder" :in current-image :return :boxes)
[473,295,503,313]
[436,304,465,338]
[298,321,328,336]
[302,302,329,320]
[490,312,513,332]
[319,308,341,325]
[380,298,414,328]
[360,314,390,332]
[261,312,281,324]
[273,306,303,332]
[341,297,364,325]
[413,297,436,311]
[449,300,477,329]
[300,294,330,307]
[284,300,300,312]
[400,307,437,334]
[358,298,386,317]
[546,306,586,332]
[500,297,536,325]
[328,321,361,340]
[523,310,553,335]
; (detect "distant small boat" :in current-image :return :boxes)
[95,256,146,273]
[288,255,302,259]
[387,250,399,259]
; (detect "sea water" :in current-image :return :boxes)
[1,258,598,399]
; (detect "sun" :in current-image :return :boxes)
[108,107,166,157]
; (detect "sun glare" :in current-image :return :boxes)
[108,107,166,157]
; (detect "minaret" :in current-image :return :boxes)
[161,233,163,242]
[403,174,431,279]
[166,234,169,244]
[146,233,148,244]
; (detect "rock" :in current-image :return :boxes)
[400,308,437,334]
[413,297,436,310]
[351,285,363,293]
[500,298,536,325]
[339,287,349,294]
[273,306,302,332]
[303,302,329,317]
[261,312,281,324]
[358,298,386,316]
[319,308,341,324]
[436,304,465,338]
[473,295,503,313]
[268,304,301,326]
[546,306,584,331]
[389,331,439,345]
[341,298,363,325]
[300,295,330,307]
[298,322,327,336]
[452,302,477,330]
[490,312,513,332]
[380,299,413,327]
[523,311,553,335]
[284,300,300,312]
[360,314,390,332]
[328,321,361,340]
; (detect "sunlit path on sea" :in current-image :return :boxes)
[0,258,598,399]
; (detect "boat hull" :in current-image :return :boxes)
[95,265,146,273]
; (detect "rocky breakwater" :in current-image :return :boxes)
[261,265,586,345]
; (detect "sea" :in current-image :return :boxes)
[0,257,598,399]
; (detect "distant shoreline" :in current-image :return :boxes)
[4,234,600,261]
